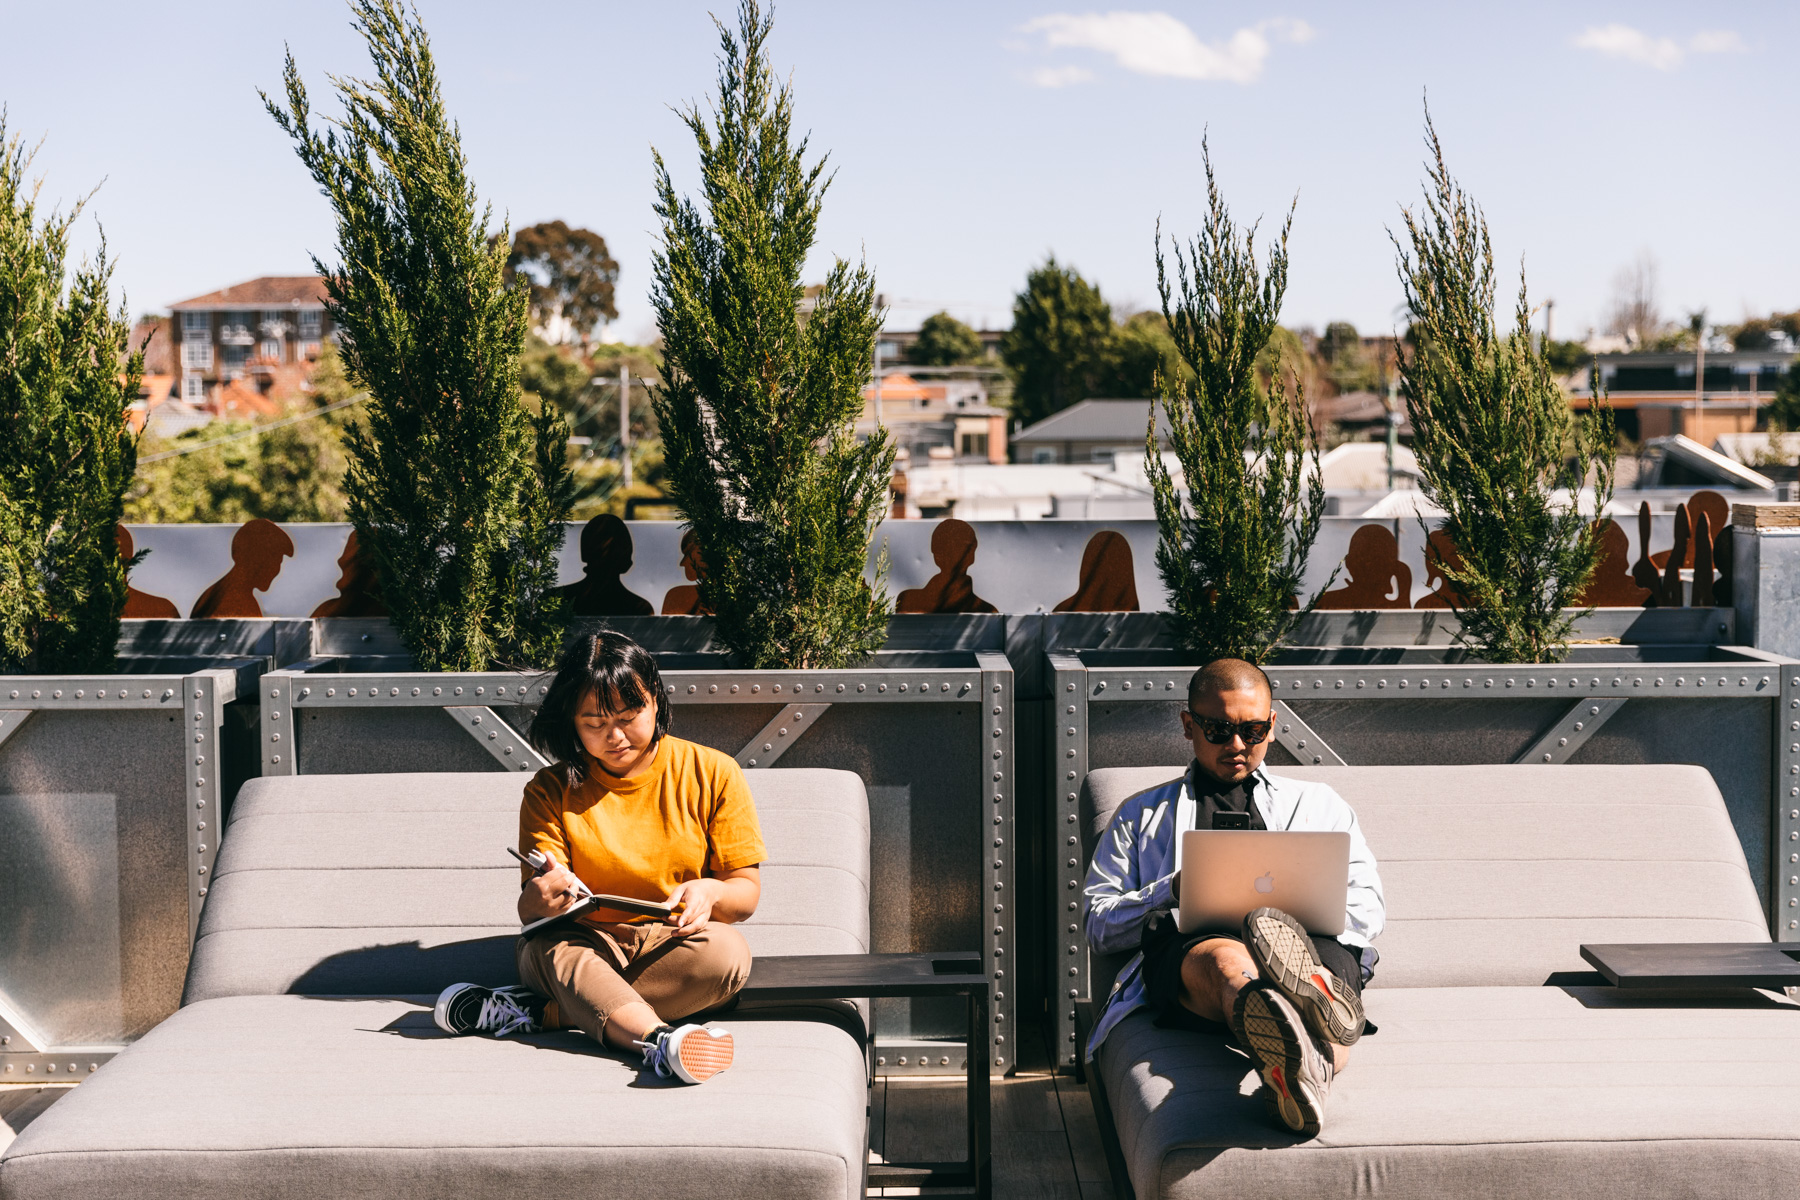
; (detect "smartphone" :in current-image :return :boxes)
[1211,811,1251,831]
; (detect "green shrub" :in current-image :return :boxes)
[651,0,893,669]
[267,0,573,670]
[1147,146,1327,664]
[1392,114,1616,663]
[0,122,141,673]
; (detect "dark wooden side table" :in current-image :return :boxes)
[1579,942,1800,989]
[743,950,990,1199]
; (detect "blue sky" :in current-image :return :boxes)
[4,2,1795,344]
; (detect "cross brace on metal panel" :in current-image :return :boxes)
[1515,697,1628,764]
[735,703,831,768]
[0,709,32,751]
[445,707,549,771]
[1271,701,1345,766]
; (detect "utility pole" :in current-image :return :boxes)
[619,362,633,490]
[872,340,883,431]
[1544,298,1554,343]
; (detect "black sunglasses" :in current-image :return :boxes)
[1186,710,1273,746]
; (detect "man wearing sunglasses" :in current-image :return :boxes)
[1083,657,1384,1137]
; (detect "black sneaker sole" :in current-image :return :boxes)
[1244,906,1363,1046]
[1236,987,1325,1137]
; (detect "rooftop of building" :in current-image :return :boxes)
[170,276,328,311]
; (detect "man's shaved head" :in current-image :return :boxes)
[1188,657,1272,708]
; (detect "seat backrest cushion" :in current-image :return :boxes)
[183,768,869,1002]
[1083,763,1768,991]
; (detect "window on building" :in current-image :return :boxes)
[960,432,989,458]
[1032,447,1056,464]
[299,309,322,337]
[299,341,322,361]
[183,373,205,399]
[1090,447,1116,463]
[259,339,283,361]
[182,311,210,341]
[181,342,213,369]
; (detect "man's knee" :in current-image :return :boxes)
[1179,937,1254,997]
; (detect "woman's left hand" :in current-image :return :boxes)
[665,878,724,937]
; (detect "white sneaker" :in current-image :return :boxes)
[636,1023,735,1084]
[432,983,540,1037]
[1234,984,1332,1137]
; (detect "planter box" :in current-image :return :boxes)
[0,621,301,1080]
[1040,609,1800,1069]
[259,614,1019,1075]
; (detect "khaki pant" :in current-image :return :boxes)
[516,920,751,1041]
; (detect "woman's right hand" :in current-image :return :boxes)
[518,864,583,923]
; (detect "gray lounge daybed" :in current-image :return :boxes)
[1080,763,1800,1200]
[0,769,873,1200]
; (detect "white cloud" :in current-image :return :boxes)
[1572,23,1746,70]
[1688,29,1747,55]
[1021,11,1314,86]
[1029,64,1097,88]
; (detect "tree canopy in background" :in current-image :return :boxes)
[503,220,619,346]
[267,0,572,671]
[0,120,142,673]
[127,346,362,523]
[907,310,984,366]
[1001,257,1117,428]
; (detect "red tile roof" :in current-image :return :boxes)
[170,276,327,310]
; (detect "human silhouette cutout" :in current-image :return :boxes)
[116,526,179,619]
[554,514,653,617]
[895,518,996,614]
[1577,519,1652,607]
[190,519,295,618]
[1053,530,1140,612]
[1413,529,1466,610]
[1315,524,1412,610]
[1651,491,1728,572]
[311,530,388,618]
[661,529,713,616]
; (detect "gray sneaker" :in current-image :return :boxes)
[1244,906,1365,1046]
[1233,983,1333,1137]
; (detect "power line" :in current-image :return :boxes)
[138,392,369,462]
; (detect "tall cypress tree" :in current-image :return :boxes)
[1393,113,1615,663]
[1147,146,1326,663]
[0,121,142,674]
[266,0,572,671]
[652,0,893,669]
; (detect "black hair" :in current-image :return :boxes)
[1187,657,1273,709]
[528,631,671,782]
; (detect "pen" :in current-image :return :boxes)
[510,846,594,900]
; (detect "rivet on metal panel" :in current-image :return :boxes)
[1314,680,1322,688]
[1399,680,1408,690]
[1558,738,1568,747]
[53,690,62,698]
[268,688,279,698]
[1378,680,1387,689]
[194,689,203,699]
[732,685,740,694]
[1655,678,1664,687]
[900,683,909,693]
[1676,678,1685,687]
[752,684,761,694]
[1573,723,1584,732]
[1543,754,1552,762]
[349,688,358,696]
[1442,679,1451,689]
[476,687,486,696]
[1335,680,1343,689]
[835,683,844,693]
[196,798,206,807]
[271,755,280,764]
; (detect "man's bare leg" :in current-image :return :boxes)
[1178,937,1349,1070]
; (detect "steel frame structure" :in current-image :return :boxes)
[260,652,1019,1074]
[1046,652,1800,1068]
[0,667,241,1082]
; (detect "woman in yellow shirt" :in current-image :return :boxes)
[433,631,766,1085]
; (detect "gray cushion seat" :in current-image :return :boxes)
[1084,764,1799,1200]
[0,769,874,1200]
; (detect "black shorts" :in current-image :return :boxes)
[1141,923,1367,1035]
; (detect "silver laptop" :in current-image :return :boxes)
[1176,830,1349,936]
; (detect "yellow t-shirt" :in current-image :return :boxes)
[519,735,766,921]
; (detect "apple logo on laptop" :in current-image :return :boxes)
[1254,872,1275,894]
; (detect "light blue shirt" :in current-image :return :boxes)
[1083,765,1384,1061]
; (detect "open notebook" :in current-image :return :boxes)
[521,892,677,936]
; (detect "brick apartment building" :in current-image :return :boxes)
[169,275,334,400]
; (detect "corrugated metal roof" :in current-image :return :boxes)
[1010,399,1169,443]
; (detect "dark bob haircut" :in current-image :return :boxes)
[528,631,670,781]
